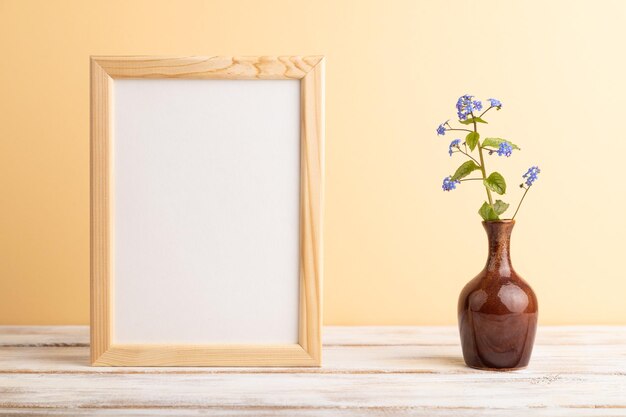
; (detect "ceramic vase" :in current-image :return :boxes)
[458,220,538,370]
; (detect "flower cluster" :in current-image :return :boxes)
[449,139,461,156]
[497,142,513,157]
[435,94,541,220]
[488,98,502,108]
[456,95,482,120]
[522,166,540,187]
[437,122,447,136]
[442,176,460,191]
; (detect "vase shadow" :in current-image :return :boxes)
[420,354,466,368]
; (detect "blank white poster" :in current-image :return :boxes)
[112,79,301,344]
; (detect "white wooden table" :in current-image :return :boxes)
[1,326,625,416]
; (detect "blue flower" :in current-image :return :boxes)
[448,139,461,156]
[456,95,473,120]
[442,176,460,191]
[456,95,482,120]
[437,121,447,136]
[497,142,513,157]
[488,98,502,108]
[522,166,540,187]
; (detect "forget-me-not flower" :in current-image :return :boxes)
[456,95,482,120]
[437,121,447,136]
[523,166,541,187]
[449,139,461,156]
[456,95,472,120]
[488,98,502,108]
[442,176,460,191]
[497,142,513,157]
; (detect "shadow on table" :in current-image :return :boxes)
[422,354,466,367]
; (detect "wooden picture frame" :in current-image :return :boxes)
[90,56,324,366]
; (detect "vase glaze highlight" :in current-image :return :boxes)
[458,220,538,370]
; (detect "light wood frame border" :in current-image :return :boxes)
[90,56,324,366]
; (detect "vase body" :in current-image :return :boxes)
[458,220,538,370]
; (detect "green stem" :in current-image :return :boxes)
[459,178,483,182]
[472,114,493,206]
[512,186,530,219]
[478,105,495,119]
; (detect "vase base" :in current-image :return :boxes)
[467,364,527,372]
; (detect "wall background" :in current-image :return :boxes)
[1,0,625,325]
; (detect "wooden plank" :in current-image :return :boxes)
[0,326,88,347]
[297,57,324,364]
[93,56,324,80]
[2,408,626,417]
[1,344,625,375]
[90,58,112,364]
[3,326,626,347]
[0,373,624,410]
[1,326,625,416]
[324,326,626,346]
[93,344,317,367]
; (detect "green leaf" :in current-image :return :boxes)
[481,137,521,150]
[493,199,510,216]
[478,202,500,221]
[459,117,488,125]
[483,172,507,195]
[466,132,480,151]
[451,160,481,181]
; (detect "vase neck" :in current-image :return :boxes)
[483,221,515,275]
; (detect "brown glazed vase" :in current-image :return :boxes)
[458,220,538,370]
